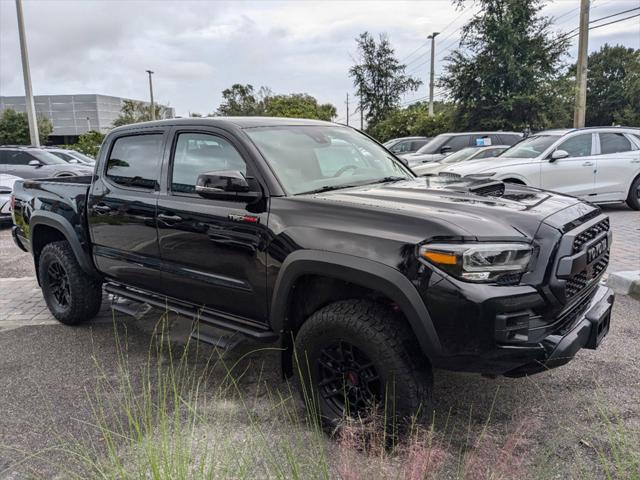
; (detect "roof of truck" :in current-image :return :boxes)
[111,116,336,133]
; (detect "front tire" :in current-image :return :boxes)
[39,241,102,325]
[294,299,433,432]
[626,175,640,210]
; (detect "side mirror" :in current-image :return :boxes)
[68,159,79,164]
[440,146,452,154]
[550,149,569,162]
[397,157,409,167]
[28,159,42,167]
[195,170,262,202]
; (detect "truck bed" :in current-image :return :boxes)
[12,176,94,254]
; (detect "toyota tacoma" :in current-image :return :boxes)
[10,117,614,427]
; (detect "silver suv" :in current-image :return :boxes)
[0,146,94,179]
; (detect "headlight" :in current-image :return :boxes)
[418,243,532,282]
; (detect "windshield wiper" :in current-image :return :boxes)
[297,184,361,195]
[364,176,408,185]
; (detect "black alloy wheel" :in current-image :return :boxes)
[46,261,71,308]
[317,340,382,418]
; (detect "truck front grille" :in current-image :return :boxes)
[551,214,610,302]
[572,218,610,254]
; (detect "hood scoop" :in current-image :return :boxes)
[444,179,505,198]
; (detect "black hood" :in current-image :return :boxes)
[300,177,586,242]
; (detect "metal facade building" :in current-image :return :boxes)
[0,94,174,142]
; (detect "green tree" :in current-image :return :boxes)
[215,84,264,116]
[0,108,52,145]
[215,85,336,120]
[65,130,105,157]
[262,93,336,121]
[578,44,640,126]
[440,0,569,131]
[113,100,169,127]
[367,102,453,142]
[349,32,421,131]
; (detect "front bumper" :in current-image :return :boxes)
[503,284,614,377]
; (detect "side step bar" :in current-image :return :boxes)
[190,331,244,350]
[104,283,278,342]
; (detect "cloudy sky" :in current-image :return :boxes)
[1,0,639,122]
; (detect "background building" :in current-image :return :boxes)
[0,94,174,144]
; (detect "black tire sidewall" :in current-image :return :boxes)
[294,301,431,430]
[38,241,101,325]
[627,177,640,210]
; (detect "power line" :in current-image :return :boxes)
[564,12,640,40]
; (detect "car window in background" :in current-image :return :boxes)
[4,151,37,165]
[69,151,96,163]
[106,134,164,189]
[246,125,412,195]
[50,151,76,162]
[473,146,507,159]
[599,133,633,154]
[414,135,448,154]
[410,139,429,151]
[29,150,67,165]
[440,147,477,164]
[500,135,560,159]
[443,135,470,151]
[498,134,522,145]
[558,134,592,157]
[171,132,247,193]
[389,141,413,154]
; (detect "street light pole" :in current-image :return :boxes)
[573,0,590,128]
[427,32,440,117]
[146,69,156,121]
[15,0,39,146]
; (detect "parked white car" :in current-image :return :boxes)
[0,174,20,224]
[439,127,640,210]
[412,145,510,176]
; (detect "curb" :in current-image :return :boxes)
[607,270,640,300]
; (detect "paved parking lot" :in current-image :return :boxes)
[0,205,638,477]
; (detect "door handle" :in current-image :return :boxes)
[158,213,182,223]
[582,161,594,166]
[93,204,111,213]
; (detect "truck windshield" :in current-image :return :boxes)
[245,125,413,195]
[500,135,560,159]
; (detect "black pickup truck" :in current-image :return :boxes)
[11,117,614,427]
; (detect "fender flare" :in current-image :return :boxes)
[270,250,442,360]
[30,211,100,279]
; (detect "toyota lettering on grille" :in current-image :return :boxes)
[587,237,608,264]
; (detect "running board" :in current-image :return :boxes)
[190,331,244,350]
[104,283,278,341]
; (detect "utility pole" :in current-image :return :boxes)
[345,93,349,126]
[15,0,39,146]
[146,69,156,121]
[573,0,590,128]
[427,32,440,117]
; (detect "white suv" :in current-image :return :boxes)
[439,127,640,210]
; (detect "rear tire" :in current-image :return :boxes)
[293,299,433,433]
[626,176,640,210]
[39,241,102,325]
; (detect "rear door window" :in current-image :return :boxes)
[106,134,164,189]
[599,133,633,154]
